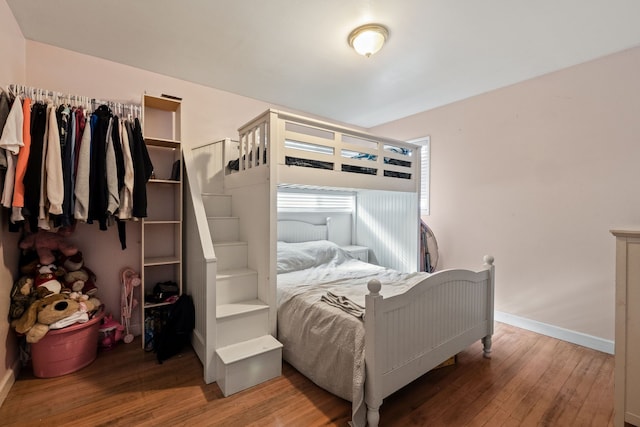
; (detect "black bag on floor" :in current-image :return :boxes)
[156,294,195,363]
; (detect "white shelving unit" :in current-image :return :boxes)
[141,94,183,350]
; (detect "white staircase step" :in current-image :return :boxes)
[202,193,232,217]
[217,299,268,319]
[216,299,269,347]
[208,217,240,242]
[216,268,258,305]
[213,241,248,270]
[216,335,283,397]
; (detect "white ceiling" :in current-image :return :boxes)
[6,0,640,127]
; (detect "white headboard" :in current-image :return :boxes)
[277,218,331,243]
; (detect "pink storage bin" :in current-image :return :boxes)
[30,309,105,378]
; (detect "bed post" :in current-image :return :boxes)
[365,279,383,427]
[482,255,495,359]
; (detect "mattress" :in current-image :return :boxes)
[276,240,428,426]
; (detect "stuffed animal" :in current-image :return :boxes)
[99,314,125,350]
[62,252,98,295]
[68,291,102,313]
[19,229,78,265]
[9,276,35,320]
[35,264,63,294]
[19,250,40,277]
[11,293,80,343]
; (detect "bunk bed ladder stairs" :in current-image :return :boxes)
[202,193,282,396]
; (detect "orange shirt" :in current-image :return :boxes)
[12,97,31,208]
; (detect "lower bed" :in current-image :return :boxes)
[276,240,495,427]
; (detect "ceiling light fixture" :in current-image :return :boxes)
[348,24,389,58]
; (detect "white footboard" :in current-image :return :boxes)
[364,256,495,426]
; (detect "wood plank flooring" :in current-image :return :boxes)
[0,322,614,426]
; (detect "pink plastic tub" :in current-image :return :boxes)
[30,310,105,378]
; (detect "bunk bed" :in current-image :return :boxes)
[207,109,495,426]
[276,222,494,427]
[226,109,420,194]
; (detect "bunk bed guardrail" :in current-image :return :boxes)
[226,109,421,193]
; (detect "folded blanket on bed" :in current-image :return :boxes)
[320,291,365,318]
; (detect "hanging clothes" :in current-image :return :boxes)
[0,95,24,208]
[57,104,74,229]
[105,117,120,216]
[106,116,126,250]
[118,116,134,220]
[23,101,48,232]
[130,117,153,218]
[11,97,32,223]
[0,90,11,171]
[87,104,111,230]
[1,84,146,249]
[74,116,92,223]
[73,107,86,180]
[111,118,125,202]
[44,103,64,217]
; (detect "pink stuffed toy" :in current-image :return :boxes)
[19,230,78,265]
[99,314,125,350]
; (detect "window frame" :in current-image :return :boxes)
[408,136,430,216]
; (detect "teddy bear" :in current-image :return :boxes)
[68,291,102,313]
[12,293,80,343]
[19,229,78,266]
[61,252,98,296]
[35,264,63,294]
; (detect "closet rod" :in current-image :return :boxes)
[7,83,141,116]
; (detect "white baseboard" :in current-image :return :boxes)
[494,311,614,355]
[0,358,20,408]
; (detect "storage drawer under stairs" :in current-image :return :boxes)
[216,335,283,397]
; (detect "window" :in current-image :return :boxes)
[408,137,430,215]
[277,188,355,213]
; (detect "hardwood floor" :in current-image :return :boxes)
[0,322,614,426]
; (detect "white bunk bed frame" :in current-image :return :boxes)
[363,261,494,426]
[226,109,420,192]
[278,219,495,427]
[222,109,425,337]
[209,109,494,426]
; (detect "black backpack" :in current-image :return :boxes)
[156,294,195,363]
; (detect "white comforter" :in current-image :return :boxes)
[276,240,428,427]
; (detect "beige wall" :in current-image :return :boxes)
[372,47,640,342]
[0,0,25,404]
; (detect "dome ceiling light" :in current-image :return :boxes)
[348,24,389,57]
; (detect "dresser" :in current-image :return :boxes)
[611,229,640,427]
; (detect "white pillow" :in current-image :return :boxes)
[277,241,317,273]
[277,240,349,273]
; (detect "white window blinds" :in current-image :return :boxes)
[277,190,355,213]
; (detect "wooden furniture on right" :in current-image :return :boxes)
[611,229,640,427]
